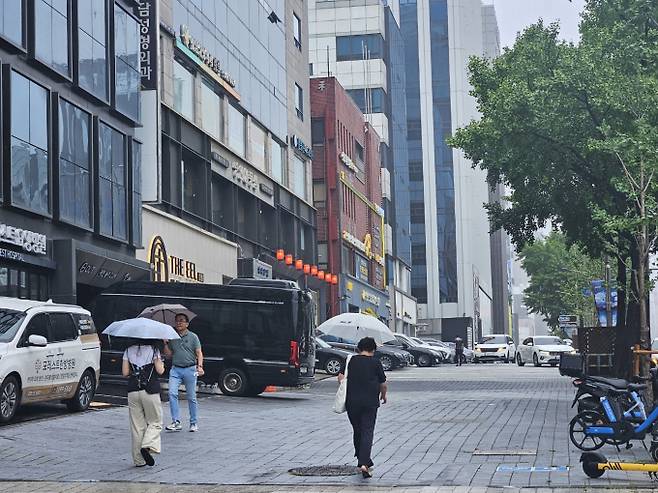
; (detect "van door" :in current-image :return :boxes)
[16,313,55,403]
[46,313,82,399]
[296,292,316,378]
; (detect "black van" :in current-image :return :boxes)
[90,281,316,396]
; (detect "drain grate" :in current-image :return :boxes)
[289,465,360,476]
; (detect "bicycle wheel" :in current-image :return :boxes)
[569,411,607,451]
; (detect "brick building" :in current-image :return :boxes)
[311,77,389,321]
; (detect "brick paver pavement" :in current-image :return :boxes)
[1,365,657,489]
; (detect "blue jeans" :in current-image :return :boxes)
[168,366,198,425]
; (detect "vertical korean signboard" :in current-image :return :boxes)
[136,0,158,90]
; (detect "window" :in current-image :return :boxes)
[78,0,107,100]
[409,160,423,181]
[0,0,24,47]
[98,123,127,240]
[34,0,70,77]
[293,13,301,50]
[182,147,207,218]
[249,121,266,171]
[410,201,424,224]
[270,139,284,183]
[311,118,324,145]
[354,141,364,170]
[292,154,306,200]
[347,88,388,114]
[211,173,234,230]
[71,313,96,335]
[59,99,91,228]
[21,313,50,345]
[114,3,140,121]
[173,60,194,121]
[336,34,384,62]
[411,244,426,264]
[49,313,77,341]
[132,140,142,245]
[227,104,245,157]
[10,71,49,214]
[200,80,220,140]
[295,83,303,120]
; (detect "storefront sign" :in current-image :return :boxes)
[339,152,357,172]
[238,258,273,280]
[0,223,47,255]
[342,231,384,266]
[342,231,366,253]
[135,0,158,90]
[361,290,381,307]
[147,235,205,283]
[355,254,369,283]
[259,183,274,197]
[291,135,313,160]
[232,162,258,192]
[0,248,25,262]
[178,25,240,100]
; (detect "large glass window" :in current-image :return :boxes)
[336,34,385,62]
[132,140,142,245]
[292,154,306,200]
[211,173,234,230]
[182,147,207,218]
[200,80,220,140]
[0,0,24,47]
[173,60,194,121]
[98,123,127,240]
[10,71,49,214]
[35,0,70,77]
[59,99,91,227]
[227,104,245,157]
[347,88,388,114]
[114,4,140,121]
[249,122,266,171]
[271,139,284,184]
[78,0,107,100]
[295,83,303,120]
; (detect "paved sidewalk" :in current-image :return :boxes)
[1,365,657,489]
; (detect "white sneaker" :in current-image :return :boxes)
[165,420,182,431]
[189,423,198,432]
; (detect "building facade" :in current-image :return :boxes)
[308,0,416,331]
[400,0,498,341]
[136,1,322,296]
[311,77,388,321]
[0,0,149,306]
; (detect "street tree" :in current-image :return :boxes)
[449,0,658,378]
[519,232,600,333]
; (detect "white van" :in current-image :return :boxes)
[0,297,101,423]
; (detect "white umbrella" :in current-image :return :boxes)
[317,313,395,345]
[102,318,180,340]
[138,304,197,326]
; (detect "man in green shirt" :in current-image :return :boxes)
[163,313,204,432]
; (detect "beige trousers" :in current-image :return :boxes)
[128,390,163,465]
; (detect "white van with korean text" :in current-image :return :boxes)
[0,298,100,423]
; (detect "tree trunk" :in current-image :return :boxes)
[614,255,630,378]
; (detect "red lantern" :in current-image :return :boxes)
[276,249,285,261]
[295,259,303,270]
[310,265,318,276]
[285,254,293,265]
[332,274,338,285]
[317,270,325,280]
[303,264,311,274]
[325,273,332,284]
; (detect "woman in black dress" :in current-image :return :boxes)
[338,336,388,478]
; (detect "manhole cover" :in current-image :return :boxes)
[289,465,360,476]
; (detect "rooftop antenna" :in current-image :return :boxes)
[326,45,330,76]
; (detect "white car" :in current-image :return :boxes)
[474,334,516,363]
[410,336,451,361]
[0,298,101,423]
[516,336,576,367]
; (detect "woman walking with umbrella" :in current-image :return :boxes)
[103,318,180,467]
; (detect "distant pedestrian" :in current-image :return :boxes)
[122,340,165,467]
[163,313,204,432]
[454,337,464,366]
[338,336,387,478]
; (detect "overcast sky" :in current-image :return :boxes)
[484,0,587,48]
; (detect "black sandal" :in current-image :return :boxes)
[360,465,372,478]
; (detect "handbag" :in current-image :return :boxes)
[333,355,352,414]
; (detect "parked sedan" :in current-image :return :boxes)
[393,333,444,367]
[516,336,576,367]
[474,334,516,363]
[411,336,451,361]
[317,334,411,371]
[315,337,352,375]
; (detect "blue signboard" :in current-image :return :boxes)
[591,280,617,327]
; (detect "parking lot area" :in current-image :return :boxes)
[1,363,657,489]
